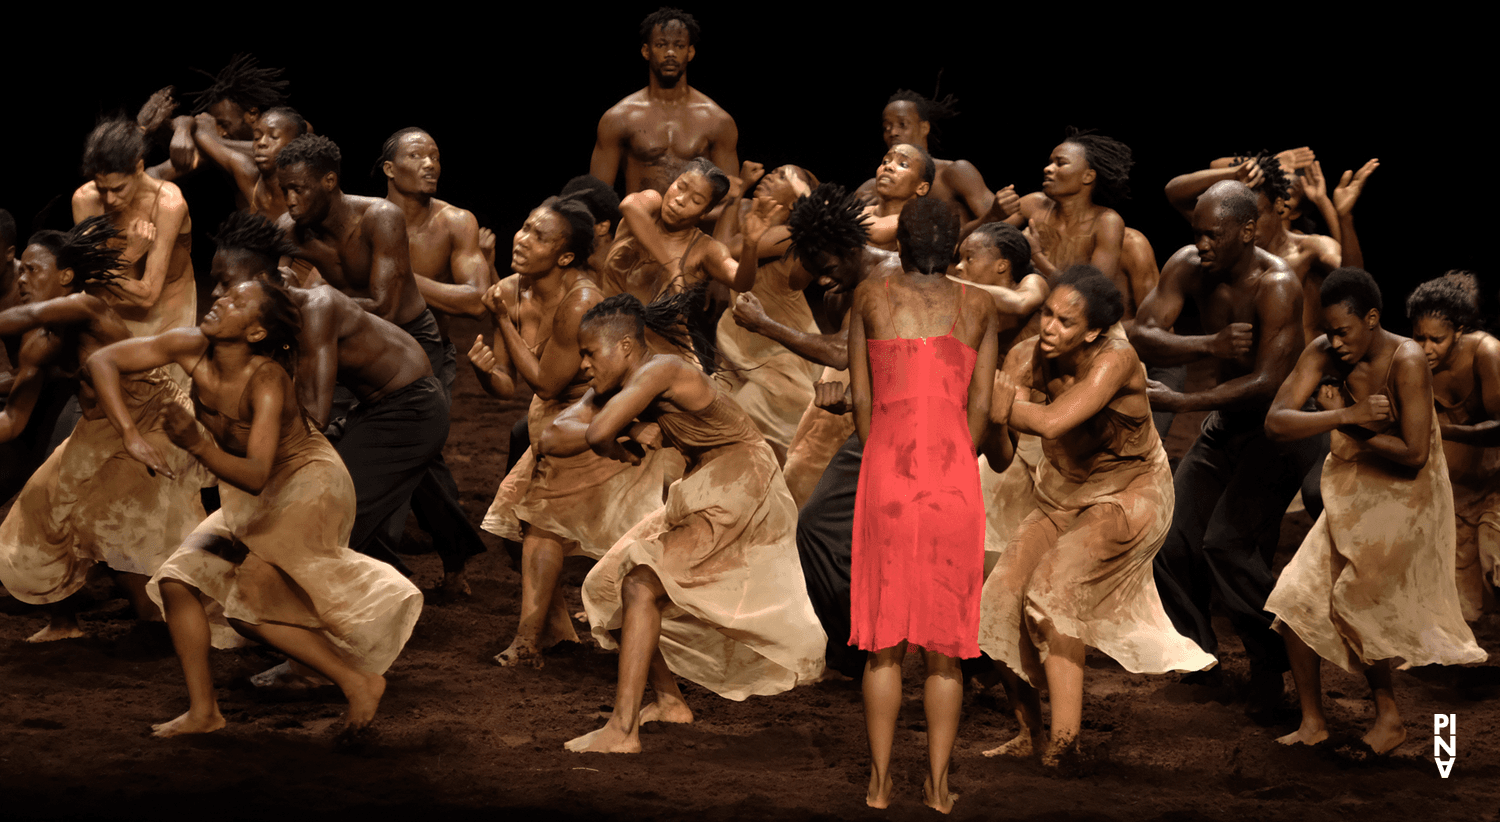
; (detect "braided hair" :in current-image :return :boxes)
[190,54,289,115]
[1062,127,1133,207]
[26,216,124,290]
[786,183,870,268]
[580,284,718,374]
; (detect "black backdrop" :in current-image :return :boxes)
[5,7,1487,334]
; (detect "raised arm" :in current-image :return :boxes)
[1165,160,1263,222]
[413,208,490,318]
[190,112,260,203]
[698,195,779,293]
[360,202,420,322]
[1147,271,1303,414]
[1333,159,1378,271]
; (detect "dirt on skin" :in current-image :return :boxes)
[2,325,1498,822]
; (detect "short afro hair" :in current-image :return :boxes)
[1320,266,1383,317]
[276,134,341,180]
[786,183,871,266]
[896,198,959,276]
[1054,264,1125,330]
[1407,271,1481,331]
[190,53,289,115]
[1062,127,1132,207]
[81,118,147,177]
[640,7,700,44]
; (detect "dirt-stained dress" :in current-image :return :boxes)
[978,340,1216,685]
[581,391,826,700]
[0,369,205,603]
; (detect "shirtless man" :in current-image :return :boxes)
[1128,181,1320,711]
[854,90,994,233]
[861,144,933,251]
[379,127,491,350]
[71,119,197,345]
[591,7,738,197]
[276,134,485,589]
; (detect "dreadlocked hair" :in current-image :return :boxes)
[580,282,719,374]
[370,127,429,179]
[968,222,1035,278]
[213,211,297,267]
[1407,271,1481,332]
[1062,127,1133,207]
[1244,150,1293,204]
[897,198,959,276]
[190,54,289,115]
[81,118,147,177]
[26,216,124,290]
[276,134,341,179]
[887,88,959,149]
[246,274,303,377]
[538,195,598,268]
[787,183,871,265]
[640,7,700,44]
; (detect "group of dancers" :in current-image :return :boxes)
[0,7,1494,815]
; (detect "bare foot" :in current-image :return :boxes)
[250,660,329,689]
[982,731,1041,759]
[565,722,641,753]
[439,571,471,598]
[1274,719,1329,747]
[341,672,386,734]
[640,699,694,724]
[1041,734,1078,768]
[151,708,226,738]
[866,768,894,809]
[494,636,544,669]
[1362,716,1407,754]
[923,775,957,814]
[26,622,85,643]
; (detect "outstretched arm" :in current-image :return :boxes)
[952,272,1048,319]
[86,328,208,475]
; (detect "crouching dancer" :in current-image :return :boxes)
[1264,267,1484,753]
[88,275,423,739]
[0,218,205,641]
[555,292,825,753]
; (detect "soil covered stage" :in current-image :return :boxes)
[3,319,1498,822]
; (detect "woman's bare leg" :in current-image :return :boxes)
[1041,629,1085,766]
[922,650,962,814]
[152,578,225,738]
[1362,660,1406,753]
[640,648,693,724]
[497,527,575,668]
[565,565,668,753]
[863,642,906,809]
[1276,629,1329,746]
[228,618,385,733]
[116,571,162,622]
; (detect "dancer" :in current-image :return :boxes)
[71,118,197,344]
[980,266,1215,766]
[1264,267,1485,753]
[861,144,933,251]
[475,196,678,667]
[591,6,738,196]
[88,275,422,739]
[1407,272,1500,619]
[848,198,999,813]
[0,218,205,641]
[560,291,824,754]
[186,106,307,218]
[853,89,994,232]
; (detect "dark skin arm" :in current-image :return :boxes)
[733,297,851,370]
[361,203,421,322]
[86,328,206,480]
[1147,271,1303,413]
[586,355,707,464]
[1128,248,1256,366]
[1164,161,1264,222]
[588,109,627,189]
[0,331,63,443]
[294,293,340,429]
[488,285,594,401]
[190,112,260,204]
[414,208,491,318]
[1441,335,1500,446]
[1332,159,1378,271]
[540,388,662,459]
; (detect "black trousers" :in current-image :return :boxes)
[1151,408,1328,673]
[795,433,865,678]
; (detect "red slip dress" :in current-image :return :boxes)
[849,280,985,658]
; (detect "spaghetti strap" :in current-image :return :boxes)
[949,283,965,335]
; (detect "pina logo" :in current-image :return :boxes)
[1434,714,1456,778]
